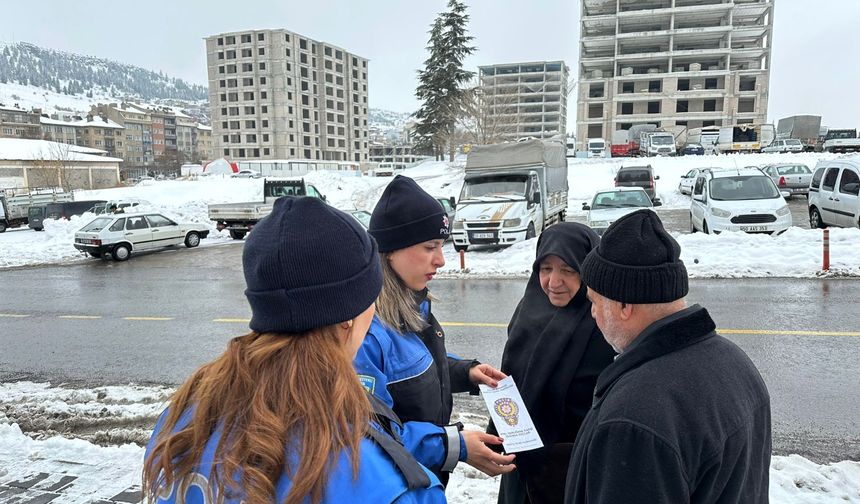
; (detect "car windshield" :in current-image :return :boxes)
[80,217,114,232]
[786,139,802,146]
[652,136,674,145]
[776,165,811,175]
[462,175,527,199]
[592,190,652,209]
[709,176,780,200]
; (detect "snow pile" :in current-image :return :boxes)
[1,380,858,503]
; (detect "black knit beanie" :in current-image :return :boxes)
[580,209,688,304]
[369,175,450,252]
[243,197,382,334]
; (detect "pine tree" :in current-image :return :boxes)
[413,0,476,160]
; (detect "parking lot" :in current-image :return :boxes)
[569,193,812,235]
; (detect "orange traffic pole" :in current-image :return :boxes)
[822,229,830,271]
[459,249,465,270]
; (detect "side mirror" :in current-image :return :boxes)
[654,175,661,180]
[582,204,591,210]
[693,194,704,202]
[533,192,541,204]
[653,198,662,207]
[449,197,456,208]
[322,195,328,201]
[780,191,790,198]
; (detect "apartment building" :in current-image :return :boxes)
[72,115,124,159]
[478,61,569,142]
[205,29,370,162]
[194,125,214,162]
[368,143,426,169]
[576,0,773,148]
[0,105,41,139]
[40,116,78,145]
[92,103,154,169]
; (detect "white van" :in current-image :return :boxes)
[690,168,792,235]
[808,159,860,228]
[587,138,607,158]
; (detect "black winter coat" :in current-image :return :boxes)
[564,305,772,504]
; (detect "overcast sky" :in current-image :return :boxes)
[2,0,859,130]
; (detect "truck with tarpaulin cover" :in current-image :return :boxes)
[451,139,568,251]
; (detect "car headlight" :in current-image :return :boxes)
[453,220,464,230]
[589,220,611,228]
[711,208,732,218]
[503,218,521,228]
[776,205,791,216]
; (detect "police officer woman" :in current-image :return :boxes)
[143,197,445,504]
[354,175,516,483]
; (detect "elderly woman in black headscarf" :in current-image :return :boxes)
[489,222,616,504]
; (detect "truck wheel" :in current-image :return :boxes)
[454,244,468,253]
[185,231,201,248]
[229,230,246,240]
[526,222,536,239]
[112,244,131,261]
[0,222,6,233]
[33,227,43,232]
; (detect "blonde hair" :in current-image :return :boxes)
[375,252,428,333]
[142,328,371,504]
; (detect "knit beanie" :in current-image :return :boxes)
[243,197,382,334]
[369,175,450,252]
[580,209,688,304]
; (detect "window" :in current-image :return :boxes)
[246,134,257,142]
[285,34,291,42]
[257,33,264,41]
[146,214,175,227]
[739,76,756,92]
[647,101,660,114]
[693,177,705,196]
[811,167,826,189]
[704,99,717,112]
[244,92,254,100]
[261,105,268,113]
[126,216,149,230]
[226,50,236,59]
[264,148,270,155]
[259,62,266,70]
[109,219,126,232]
[588,104,603,119]
[738,98,755,113]
[258,48,265,56]
[676,100,689,113]
[260,77,266,85]
[677,79,690,91]
[621,82,634,94]
[261,91,267,99]
[242,48,252,57]
[705,78,718,90]
[587,124,602,138]
[300,53,308,64]
[244,106,255,114]
[218,66,225,74]
[300,38,307,49]
[263,134,269,142]
[217,52,224,60]
[217,37,224,46]
[648,80,661,92]
[589,83,604,98]
[243,78,254,86]
[822,168,840,191]
[262,120,268,127]
[245,120,256,128]
[839,169,860,195]
[241,34,252,43]
[242,63,253,72]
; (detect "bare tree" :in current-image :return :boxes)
[28,142,75,191]
[456,81,520,146]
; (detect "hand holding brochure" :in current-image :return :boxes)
[479,376,543,453]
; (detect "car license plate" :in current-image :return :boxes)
[740,226,767,232]
[473,232,494,239]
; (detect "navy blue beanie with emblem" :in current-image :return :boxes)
[369,175,450,252]
[242,197,382,334]
[581,209,688,304]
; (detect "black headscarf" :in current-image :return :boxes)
[497,222,605,480]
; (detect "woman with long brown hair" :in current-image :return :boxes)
[143,197,445,504]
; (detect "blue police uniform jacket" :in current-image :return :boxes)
[353,294,478,473]
[145,406,446,504]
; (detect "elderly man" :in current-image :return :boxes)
[565,209,772,504]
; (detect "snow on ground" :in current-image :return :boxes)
[0,381,857,503]
[2,153,859,276]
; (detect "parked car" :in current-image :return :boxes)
[808,159,860,229]
[73,212,210,261]
[231,169,262,179]
[89,198,150,215]
[678,168,704,195]
[614,165,660,201]
[690,168,792,235]
[681,143,705,156]
[28,200,108,231]
[762,139,804,153]
[349,210,371,229]
[761,163,813,197]
[582,187,660,236]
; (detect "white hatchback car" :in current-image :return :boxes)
[690,168,792,235]
[582,187,659,236]
[74,212,211,261]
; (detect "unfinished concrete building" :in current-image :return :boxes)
[576,0,774,148]
[479,61,569,142]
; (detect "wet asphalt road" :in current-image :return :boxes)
[0,241,858,463]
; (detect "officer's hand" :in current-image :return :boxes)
[462,430,516,476]
[469,363,507,388]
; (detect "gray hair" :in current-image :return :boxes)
[375,252,427,334]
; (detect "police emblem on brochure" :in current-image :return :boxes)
[479,376,543,453]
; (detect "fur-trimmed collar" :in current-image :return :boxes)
[593,305,716,402]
